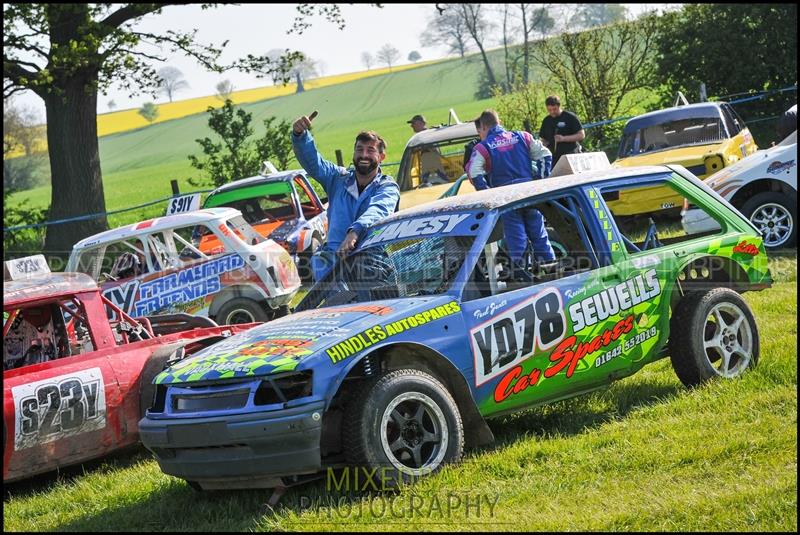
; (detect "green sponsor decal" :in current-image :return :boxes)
[486,268,666,407]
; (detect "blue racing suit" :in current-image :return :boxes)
[467,125,555,271]
[292,130,400,281]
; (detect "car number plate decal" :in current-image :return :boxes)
[12,367,107,451]
[471,288,566,386]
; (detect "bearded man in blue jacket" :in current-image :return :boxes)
[467,109,555,282]
[292,111,400,281]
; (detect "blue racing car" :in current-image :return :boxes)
[139,164,770,490]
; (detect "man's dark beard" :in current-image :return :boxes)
[354,158,378,175]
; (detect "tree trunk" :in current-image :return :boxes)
[295,71,305,93]
[502,5,512,91]
[477,43,498,88]
[42,78,108,262]
[521,5,531,85]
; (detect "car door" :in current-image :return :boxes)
[459,191,632,418]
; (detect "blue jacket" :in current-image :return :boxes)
[468,126,552,190]
[292,131,400,252]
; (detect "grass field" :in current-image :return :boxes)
[4,255,796,532]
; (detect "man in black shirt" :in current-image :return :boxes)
[775,103,797,143]
[539,95,585,165]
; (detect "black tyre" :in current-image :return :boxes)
[342,369,463,487]
[186,480,204,492]
[139,348,179,418]
[297,235,322,285]
[740,191,796,249]
[215,297,269,325]
[669,287,759,388]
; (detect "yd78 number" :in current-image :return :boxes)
[471,289,566,386]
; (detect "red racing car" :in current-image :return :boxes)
[3,255,257,482]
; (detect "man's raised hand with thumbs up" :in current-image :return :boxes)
[292,110,318,135]
[290,109,400,282]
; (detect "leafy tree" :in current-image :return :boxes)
[491,76,552,134]
[215,79,235,101]
[361,51,374,70]
[4,99,47,192]
[255,117,296,172]
[138,102,159,123]
[654,4,797,120]
[3,3,371,257]
[570,4,628,29]
[531,15,660,151]
[408,50,422,63]
[516,4,555,85]
[3,186,48,257]
[376,44,400,70]
[157,66,189,102]
[498,4,520,92]
[3,98,43,158]
[107,100,117,111]
[420,4,471,58]
[4,99,47,256]
[188,100,258,188]
[188,100,295,188]
[265,48,318,92]
[453,4,498,92]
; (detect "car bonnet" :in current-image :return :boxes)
[153,297,453,385]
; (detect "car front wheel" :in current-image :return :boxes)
[740,191,796,249]
[669,287,759,388]
[342,368,463,487]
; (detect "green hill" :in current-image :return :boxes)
[9,55,497,227]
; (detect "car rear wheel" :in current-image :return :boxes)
[669,287,759,388]
[342,368,463,488]
[740,191,796,249]
[139,348,183,418]
[215,297,269,325]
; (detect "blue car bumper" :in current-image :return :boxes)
[139,400,325,486]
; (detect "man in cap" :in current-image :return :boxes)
[407,114,427,133]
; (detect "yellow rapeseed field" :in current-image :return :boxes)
[96,61,437,137]
[6,60,438,158]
